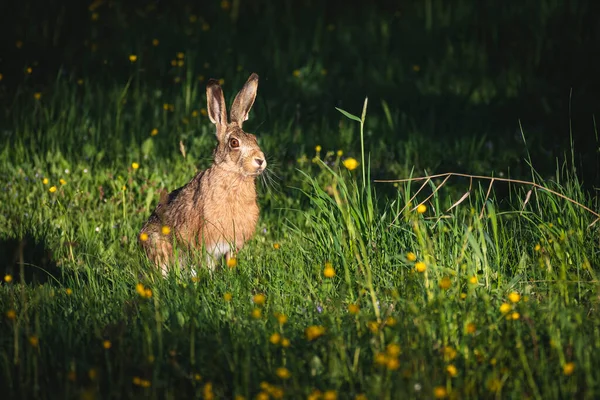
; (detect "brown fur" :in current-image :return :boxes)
[139,74,266,274]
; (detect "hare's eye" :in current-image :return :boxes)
[229,138,240,148]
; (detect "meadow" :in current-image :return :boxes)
[1,1,600,399]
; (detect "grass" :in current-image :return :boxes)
[1,1,600,399]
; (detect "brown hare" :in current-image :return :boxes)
[139,73,266,274]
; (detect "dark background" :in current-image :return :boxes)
[1,0,599,187]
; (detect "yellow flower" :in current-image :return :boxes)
[144,288,152,298]
[281,338,290,348]
[200,108,208,116]
[218,78,225,85]
[161,225,171,235]
[499,303,512,314]
[189,15,198,23]
[141,379,151,388]
[469,276,478,284]
[59,179,66,185]
[337,149,343,157]
[203,382,214,400]
[226,257,237,268]
[308,390,322,400]
[135,283,146,297]
[49,186,57,193]
[460,292,467,299]
[386,357,400,370]
[4,274,13,283]
[354,395,367,400]
[446,364,458,377]
[276,313,288,325]
[466,323,476,334]
[439,276,451,290]
[194,373,202,381]
[223,292,232,302]
[315,145,322,152]
[367,321,379,333]
[443,346,457,361]
[273,243,281,250]
[412,65,421,72]
[176,52,185,60]
[292,70,301,77]
[348,303,360,315]
[256,393,268,400]
[129,54,137,63]
[42,178,49,185]
[323,390,337,400]
[415,261,426,273]
[6,309,16,320]
[77,79,84,85]
[131,162,140,170]
[150,128,158,136]
[26,67,32,74]
[342,157,359,171]
[534,244,541,251]
[139,233,149,242]
[433,386,447,399]
[269,332,281,345]
[29,335,39,347]
[416,204,427,214]
[133,376,142,386]
[406,252,417,262]
[65,288,73,295]
[374,352,387,365]
[34,92,42,100]
[321,69,328,76]
[102,340,111,349]
[191,110,199,118]
[251,308,262,319]
[563,362,575,376]
[152,38,159,46]
[253,293,266,305]
[275,367,291,379]
[386,343,401,357]
[511,312,520,320]
[0,73,3,81]
[508,292,521,303]
[305,325,325,341]
[323,262,336,278]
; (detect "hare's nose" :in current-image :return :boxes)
[254,158,265,167]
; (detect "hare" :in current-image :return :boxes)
[139,73,266,274]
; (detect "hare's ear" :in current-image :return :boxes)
[230,73,259,127]
[206,79,228,136]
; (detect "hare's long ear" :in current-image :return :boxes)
[206,79,228,139]
[230,73,259,127]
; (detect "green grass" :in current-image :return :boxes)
[1,1,600,399]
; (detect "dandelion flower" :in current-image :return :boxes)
[323,390,337,400]
[161,225,171,235]
[469,276,478,284]
[59,179,66,185]
[135,283,146,297]
[433,386,447,399]
[412,65,421,72]
[139,233,148,242]
[275,367,291,379]
[218,78,225,85]
[6,309,16,320]
[439,276,451,290]
[315,145,322,152]
[152,38,159,46]
[348,303,360,315]
[323,262,336,278]
[151,128,158,136]
[499,303,511,314]
[129,54,137,63]
[386,343,401,357]
[273,243,280,250]
[4,274,13,283]
[293,70,301,77]
[508,292,521,303]
[49,186,57,193]
[269,332,281,345]
[534,244,541,251]
[563,362,575,376]
[354,395,367,400]
[385,316,397,326]
[337,149,343,157]
[226,257,237,268]
[223,292,232,302]
[144,288,152,298]
[511,312,520,320]
[253,293,266,305]
[34,92,42,100]
[406,252,417,262]
[305,325,325,341]
[367,321,379,333]
[221,0,231,10]
[443,346,457,361]
[446,364,458,377]
[466,323,476,334]
[131,162,140,170]
[276,313,288,325]
[251,308,262,319]
[29,335,39,347]
[281,338,290,348]
[103,340,111,349]
[342,157,359,171]
[65,288,73,295]
[42,178,49,185]
[416,204,427,214]
[415,261,426,273]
